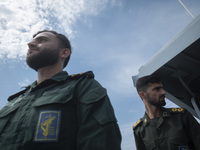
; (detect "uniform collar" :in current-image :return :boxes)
[8,71,93,101]
[160,107,171,118]
[30,71,68,86]
[22,71,69,91]
[142,107,170,127]
[49,71,69,81]
[8,71,70,101]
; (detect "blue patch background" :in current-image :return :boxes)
[178,145,189,150]
[34,110,61,142]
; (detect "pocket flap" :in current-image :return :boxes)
[80,87,107,104]
[33,90,73,106]
[0,102,20,134]
[0,100,21,118]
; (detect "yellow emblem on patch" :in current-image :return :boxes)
[178,145,189,150]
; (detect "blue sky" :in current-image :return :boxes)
[0,0,200,149]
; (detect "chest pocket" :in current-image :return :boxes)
[143,140,156,150]
[0,97,22,134]
[32,85,73,107]
[168,136,190,150]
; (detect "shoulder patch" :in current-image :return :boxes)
[133,119,142,130]
[169,108,185,113]
[68,71,94,79]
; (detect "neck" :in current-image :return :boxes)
[36,63,63,84]
[144,105,161,119]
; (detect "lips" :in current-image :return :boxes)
[29,48,38,51]
[28,48,39,53]
[26,49,39,57]
[159,95,165,100]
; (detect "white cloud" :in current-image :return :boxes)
[18,79,31,87]
[0,0,108,61]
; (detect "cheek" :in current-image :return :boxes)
[150,93,159,99]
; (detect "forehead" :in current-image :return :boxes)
[147,82,163,90]
[34,32,58,40]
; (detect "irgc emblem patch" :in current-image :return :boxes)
[178,145,189,150]
[34,110,61,142]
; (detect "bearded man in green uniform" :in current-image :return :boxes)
[0,30,121,150]
[133,75,200,150]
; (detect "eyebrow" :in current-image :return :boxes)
[152,85,163,90]
[33,36,49,41]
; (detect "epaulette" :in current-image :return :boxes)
[133,119,142,130]
[68,71,94,79]
[169,108,185,113]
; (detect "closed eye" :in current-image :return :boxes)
[153,86,162,91]
[38,37,48,42]
[34,36,49,43]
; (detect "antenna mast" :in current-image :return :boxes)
[178,0,195,18]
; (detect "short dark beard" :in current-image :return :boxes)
[146,94,166,107]
[26,48,60,71]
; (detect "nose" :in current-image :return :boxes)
[27,40,37,49]
[162,89,166,95]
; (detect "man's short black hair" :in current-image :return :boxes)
[33,30,72,68]
[136,75,161,93]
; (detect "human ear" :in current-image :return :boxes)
[60,48,70,58]
[139,91,145,100]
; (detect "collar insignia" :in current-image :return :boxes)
[163,112,168,117]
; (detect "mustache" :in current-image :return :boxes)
[28,48,39,51]
[159,95,165,99]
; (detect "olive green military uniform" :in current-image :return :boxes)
[133,107,200,150]
[0,71,121,150]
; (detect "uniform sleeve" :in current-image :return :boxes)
[133,129,146,150]
[75,78,122,150]
[183,110,200,149]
